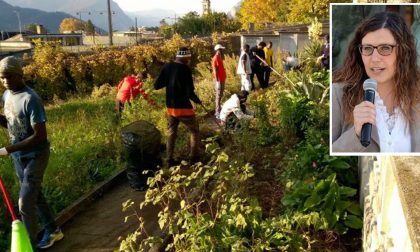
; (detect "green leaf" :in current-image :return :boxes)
[304,193,321,209]
[335,223,349,235]
[314,179,328,194]
[323,209,337,229]
[216,152,229,163]
[344,215,363,229]
[330,159,351,169]
[347,202,363,216]
[336,200,351,214]
[281,195,297,206]
[339,186,357,197]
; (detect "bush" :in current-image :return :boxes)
[119,141,308,251]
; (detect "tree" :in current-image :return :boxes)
[85,20,95,35]
[59,18,84,33]
[238,0,280,30]
[287,0,351,24]
[25,23,38,33]
[203,12,240,33]
[176,11,206,36]
[175,11,241,36]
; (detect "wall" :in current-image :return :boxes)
[360,156,419,251]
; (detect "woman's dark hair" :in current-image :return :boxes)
[333,11,420,124]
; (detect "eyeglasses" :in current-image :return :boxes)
[358,44,398,56]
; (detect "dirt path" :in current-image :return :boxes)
[47,176,159,252]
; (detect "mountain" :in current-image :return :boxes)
[3,0,133,31]
[0,0,73,32]
[125,9,178,27]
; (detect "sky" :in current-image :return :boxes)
[113,0,240,15]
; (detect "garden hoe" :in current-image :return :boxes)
[200,104,223,128]
[255,54,295,87]
[0,176,33,252]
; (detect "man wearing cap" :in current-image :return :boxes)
[154,47,202,166]
[0,56,63,249]
[212,44,227,119]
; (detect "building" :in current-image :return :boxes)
[5,24,83,47]
[203,0,211,15]
[240,20,329,56]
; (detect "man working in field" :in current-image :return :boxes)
[154,47,202,166]
[0,56,63,250]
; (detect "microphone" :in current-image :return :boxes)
[360,78,377,147]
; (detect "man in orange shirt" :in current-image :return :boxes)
[115,74,142,114]
[212,44,227,119]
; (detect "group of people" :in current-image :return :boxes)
[212,41,273,118]
[236,42,273,92]
[153,46,254,166]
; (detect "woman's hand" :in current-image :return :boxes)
[353,101,376,138]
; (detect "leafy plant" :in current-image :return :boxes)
[119,139,311,251]
[281,173,362,235]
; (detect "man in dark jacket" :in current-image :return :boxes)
[250,41,266,90]
[154,47,202,166]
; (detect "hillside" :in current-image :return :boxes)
[3,0,133,31]
[0,0,73,33]
[125,9,177,27]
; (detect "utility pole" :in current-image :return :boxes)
[135,17,138,45]
[13,11,22,37]
[107,0,113,46]
[174,13,177,33]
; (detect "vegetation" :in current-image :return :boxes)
[59,18,96,34]
[237,0,352,28]
[160,11,241,37]
[117,39,362,251]
[0,27,361,251]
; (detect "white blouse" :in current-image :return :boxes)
[375,93,411,152]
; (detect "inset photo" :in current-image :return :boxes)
[330,4,420,155]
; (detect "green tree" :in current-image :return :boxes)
[175,11,241,36]
[176,11,207,36]
[25,23,38,33]
[85,19,95,35]
[203,12,241,33]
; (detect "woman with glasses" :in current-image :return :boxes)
[332,11,420,153]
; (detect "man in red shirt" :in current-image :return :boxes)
[115,74,142,114]
[212,44,227,119]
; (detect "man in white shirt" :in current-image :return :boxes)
[220,91,254,129]
[237,44,252,92]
